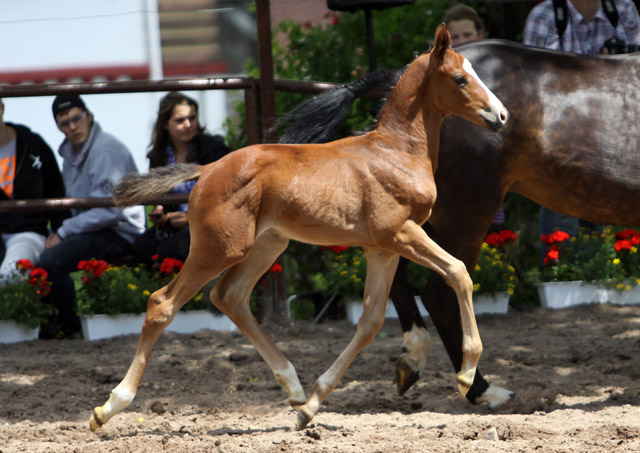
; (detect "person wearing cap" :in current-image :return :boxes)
[0,98,69,281]
[38,94,145,338]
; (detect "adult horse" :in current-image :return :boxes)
[280,39,640,409]
[88,25,507,431]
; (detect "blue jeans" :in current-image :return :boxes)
[39,230,132,336]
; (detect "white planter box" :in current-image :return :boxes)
[473,292,510,315]
[538,281,609,309]
[81,310,236,341]
[0,320,39,343]
[607,285,640,306]
[345,293,508,325]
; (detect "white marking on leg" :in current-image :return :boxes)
[102,385,136,423]
[402,325,432,370]
[475,385,514,409]
[274,361,305,405]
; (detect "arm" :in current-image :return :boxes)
[56,149,129,238]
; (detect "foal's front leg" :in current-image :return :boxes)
[296,249,399,429]
[389,220,483,398]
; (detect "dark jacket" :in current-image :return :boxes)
[0,123,70,236]
[148,133,231,169]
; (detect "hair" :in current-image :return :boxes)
[146,91,205,168]
[443,4,484,34]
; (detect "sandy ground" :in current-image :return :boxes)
[1,303,640,452]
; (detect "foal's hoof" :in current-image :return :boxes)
[456,369,475,397]
[394,354,420,395]
[89,407,104,431]
[296,407,314,431]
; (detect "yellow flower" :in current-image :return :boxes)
[473,283,480,292]
[475,265,481,272]
[143,290,151,297]
[128,283,137,290]
[194,293,204,302]
[613,258,621,265]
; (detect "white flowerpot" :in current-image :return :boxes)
[344,293,506,325]
[473,292,510,315]
[81,310,236,341]
[607,285,640,306]
[0,320,39,343]
[537,281,608,309]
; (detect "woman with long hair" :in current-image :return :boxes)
[132,91,230,268]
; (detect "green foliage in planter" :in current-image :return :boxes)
[0,276,54,328]
[76,258,208,316]
[0,260,53,328]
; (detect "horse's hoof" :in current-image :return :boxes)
[394,354,420,395]
[89,407,104,431]
[456,369,475,397]
[476,385,515,409]
[296,407,313,431]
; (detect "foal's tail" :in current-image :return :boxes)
[278,69,402,144]
[113,163,202,207]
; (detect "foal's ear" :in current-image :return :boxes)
[433,23,451,61]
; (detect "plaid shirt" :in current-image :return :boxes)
[523,0,640,53]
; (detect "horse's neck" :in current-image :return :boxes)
[376,60,444,170]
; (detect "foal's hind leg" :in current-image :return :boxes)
[387,221,482,398]
[209,231,307,409]
[89,255,228,431]
[297,248,399,429]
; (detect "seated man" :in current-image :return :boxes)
[39,95,145,338]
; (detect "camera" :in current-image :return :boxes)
[601,36,640,54]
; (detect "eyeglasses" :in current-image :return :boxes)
[57,111,87,129]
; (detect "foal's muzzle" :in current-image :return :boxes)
[481,106,509,132]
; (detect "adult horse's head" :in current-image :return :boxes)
[428,24,508,132]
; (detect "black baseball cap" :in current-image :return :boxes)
[52,94,86,118]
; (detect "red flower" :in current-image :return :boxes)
[484,230,519,247]
[616,229,640,245]
[16,259,34,273]
[269,263,283,273]
[151,254,159,261]
[540,231,570,245]
[331,16,340,25]
[326,245,349,253]
[543,247,560,266]
[27,267,51,297]
[91,260,110,277]
[615,239,633,252]
[159,257,184,275]
[30,268,48,280]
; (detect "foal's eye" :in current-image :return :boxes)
[453,75,468,87]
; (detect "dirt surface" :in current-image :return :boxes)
[1,303,640,452]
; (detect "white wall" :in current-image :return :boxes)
[0,1,228,173]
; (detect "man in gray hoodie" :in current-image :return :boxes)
[39,94,145,338]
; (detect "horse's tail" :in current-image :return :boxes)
[113,163,202,207]
[278,68,401,144]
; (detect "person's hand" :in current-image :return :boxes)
[148,205,165,225]
[46,232,61,249]
[163,211,188,230]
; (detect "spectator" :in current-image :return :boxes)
[132,92,230,268]
[0,98,69,281]
[443,4,485,46]
[39,94,145,338]
[524,0,640,243]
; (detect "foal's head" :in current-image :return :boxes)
[428,24,508,132]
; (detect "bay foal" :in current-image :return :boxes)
[90,25,507,431]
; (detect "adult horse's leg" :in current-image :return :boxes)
[89,253,229,430]
[208,230,307,409]
[296,248,399,429]
[389,256,432,394]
